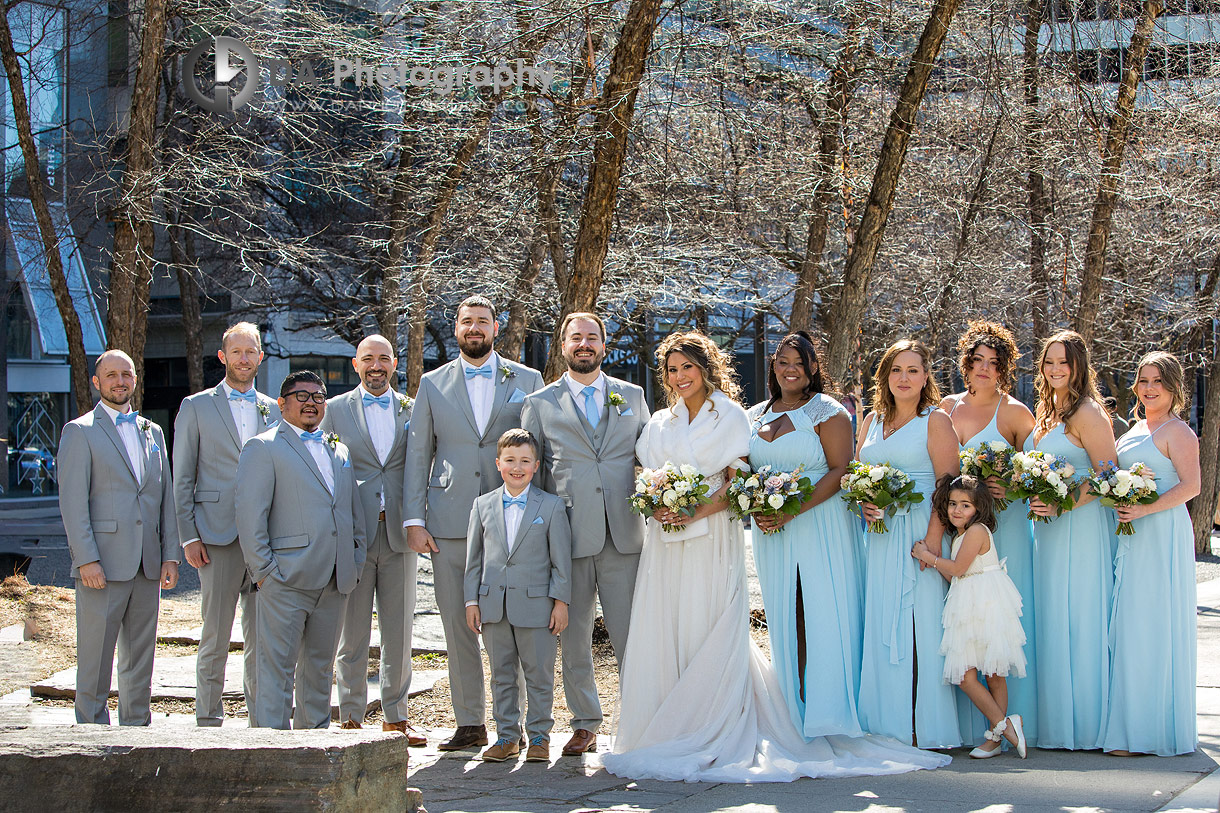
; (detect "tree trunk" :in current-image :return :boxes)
[168,206,204,394]
[0,11,93,415]
[1075,0,1163,342]
[1195,348,1219,557]
[1022,0,1051,341]
[379,118,420,349]
[106,0,171,407]
[500,237,547,363]
[545,0,665,380]
[824,0,965,384]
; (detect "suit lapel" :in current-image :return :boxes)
[348,392,380,463]
[211,385,242,449]
[484,357,511,440]
[136,421,151,487]
[95,405,138,483]
[508,488,543,559]
[492,488,510,557]
[444,361,480,437]
[324,443,339,504]
[389,392,409,458]
[596,382,620,452]
[280,427,331,495]
[556,385,597,453]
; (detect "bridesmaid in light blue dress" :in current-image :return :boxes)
[1101,352,1199,756]
[748,332,863,738]
[1029,330,1118,751]
[856,339,962,748]
[940,321,1039,747]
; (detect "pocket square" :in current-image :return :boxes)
[532,516,544,525]
[342,458,352,468]
[621,408,634,416]
[266,420,279,430]
[508,388,526,404]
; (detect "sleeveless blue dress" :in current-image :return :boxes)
[1032,424,1112,750]
[857,411,962,747]
[952,399,1039,746]
[1100,421,1197,755]
[748,396,865,738]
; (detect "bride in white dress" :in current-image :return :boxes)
[602,332,951,783]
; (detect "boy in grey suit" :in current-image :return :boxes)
[57,350,180,725]
[464,429,571,763]
[173,322,279,726]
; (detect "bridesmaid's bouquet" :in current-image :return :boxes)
[1087,461,1158,535]
[840,461,924,534]
[629,462,712,533]
[1008,450,1078,522]
[726,465,815,532]
[959,441,1016,511]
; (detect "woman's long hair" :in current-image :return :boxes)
[1034,329,1104,434]
[1132,351,1189,419]
[871,339,940,422]
[656,331,741,407]
[957,320,1020,394]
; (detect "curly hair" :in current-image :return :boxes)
[871,339,940,422]
[762,331,832,412]
[1034,329,1105,434]
[1132,351,1189,419]
[656,331,741,406]
[932,474,997,534]
[957,320,1019,394]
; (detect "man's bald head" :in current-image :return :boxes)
[352,334,397,396]
[93,350,137,409]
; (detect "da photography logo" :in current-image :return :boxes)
[183,36,259,114]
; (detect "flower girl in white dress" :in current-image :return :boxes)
[912,474,1028,759]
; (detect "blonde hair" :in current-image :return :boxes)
[1133,351,1189,418]
[656,331,741,406]
[871,339,940,421]
[222,321,262,352]
[1034,330,1105,434]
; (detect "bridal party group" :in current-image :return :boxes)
[55,294,1198,785]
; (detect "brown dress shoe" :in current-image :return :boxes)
[480,738,521,762]
[340,719,363,730]
[525,738,550,762]
[383,720,428,747]
[438,724,489,751]
[562,729,597,755]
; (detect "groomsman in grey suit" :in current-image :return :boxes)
[320,335,425,745]
[58,350,180,725]
[173,322,280,726]
[236,371,367,729]
[520,312,649,755]
[404,294,544,751]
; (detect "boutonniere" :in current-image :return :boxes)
[256,401,270,419]
[139,418,154,438]
[607,390,626,414]
[397,393,412,411]
[325,432,339,448]
[499,364,516,384]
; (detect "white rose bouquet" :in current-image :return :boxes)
[959,441,1016,511]
[726,465,814,532]
[629,462,712,533]
[840,460,924,534]
[1008,450,1078,522]
[1087,460,1158,535]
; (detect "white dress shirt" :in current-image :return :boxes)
[99,401,145,483]
[564,371,606,424]
[221,380,259,445]
[461,352,499,437]
[466,486,531,608]
[357,384,396,466]
[286,419,335,494]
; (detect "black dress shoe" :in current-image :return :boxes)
[438,725,489,751]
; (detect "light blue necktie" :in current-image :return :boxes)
[465,364,493,380]
[229,389,256,403]
[581,385,600,429]
[363,392,391,409]
[301,429,324,443]
[116,411,139,427]
[502,494,527,510]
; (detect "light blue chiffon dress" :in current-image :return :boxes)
[857,410,962,747]
[748,395,865,738]
[1100,420,1197,755]
[1032,424,1113,750]
[951,399,1039,746]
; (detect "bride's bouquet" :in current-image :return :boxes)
[1087,461,1158,535]
[959,441,1016,511]
[1008,450,1078,522]
[840,461,924,534]
[726,465,814,532]
[629,462,712,533]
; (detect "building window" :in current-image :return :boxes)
[108,0,128,87]
[290,355,361,395]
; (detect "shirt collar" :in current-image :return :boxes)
[357,383,397,401]
[503,484,531,505]
[98,401,132,423]
[565,372,606,401]
[460,352,500,373]
[282,419,317,439]
[221,380,257,399]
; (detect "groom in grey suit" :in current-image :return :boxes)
[236,371,367,729]
[521,312,649,755]
[58,350,180,725]
[320,334,424,744]
[173,322,279,726]
[405,294,544,751]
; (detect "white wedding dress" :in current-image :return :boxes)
[602,390,951,783]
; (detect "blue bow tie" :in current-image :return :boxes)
[116,411,139,427]
[465,364,493,380]
[301,429,324,443]
[502,494,527,510]
[229,389,256,403]
[363,392,391,409]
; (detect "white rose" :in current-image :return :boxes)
[1047,471,1062,487]
[767,494,785,510]
[738,494,750,511]
[1061,463,1076,477]
[680,464,698,478]
[1113,481,1131,498]
[1099,481,1111,495]
[988,440,1008,452]
[662,489,678,506]
[746,477,760,489]
[1056,482,1068,498]
[869,468,886,482]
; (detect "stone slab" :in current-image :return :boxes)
[158,611,450,656]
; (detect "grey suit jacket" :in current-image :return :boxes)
[521,377,650,558]
[173,383,281,546]
[57,404,180,580]
[404,357,544,540]
[234,424,367,594]
[463,486,572,628]
[320,388,411,552]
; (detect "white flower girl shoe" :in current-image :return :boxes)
[1007,714,1027,759]
[969,719,1007,759]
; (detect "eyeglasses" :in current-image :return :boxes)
[283,390,327,404]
